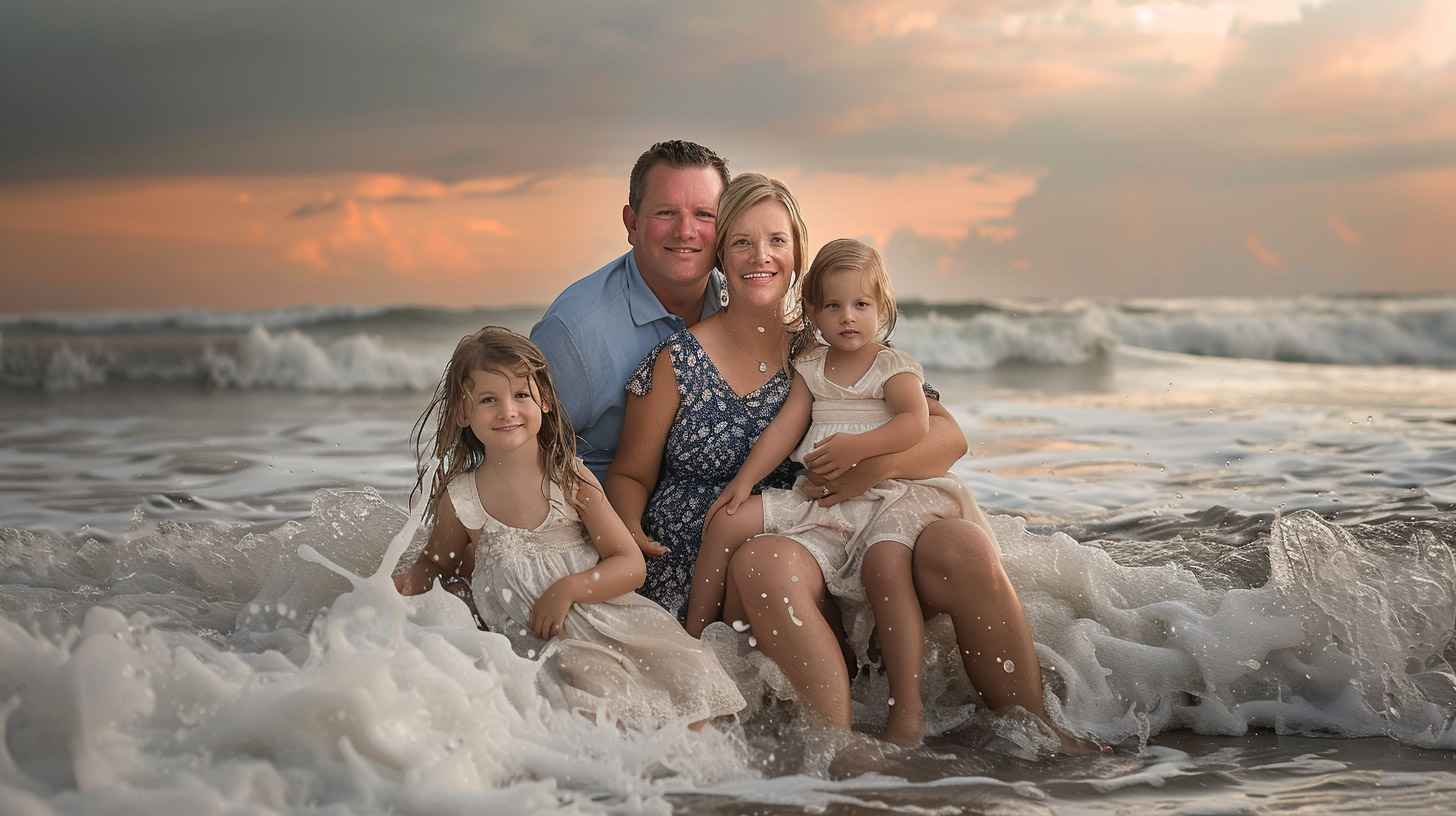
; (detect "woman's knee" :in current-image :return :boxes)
[728,534,821,597]
[913,519,1007,588]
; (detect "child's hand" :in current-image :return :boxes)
[529,580,574,640]
[631,529,669,558]
[704,479,753,534]
[803,433,865,480]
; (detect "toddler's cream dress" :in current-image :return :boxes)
[761,345,980,662]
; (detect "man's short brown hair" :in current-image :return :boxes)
[627,140,730,215]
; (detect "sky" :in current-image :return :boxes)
[1,0,1453,314]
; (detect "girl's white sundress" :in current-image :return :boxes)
[448,471,745,729]
[761,345,980,663]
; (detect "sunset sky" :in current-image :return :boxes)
[2,0,1453,314]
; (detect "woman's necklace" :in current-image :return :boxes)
[722,320,781,373]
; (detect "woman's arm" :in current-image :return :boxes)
[604,347,678,557]
[802,397,967,507]
[393,493,474,595]
[529,466,647,639]
[802,371,928,479]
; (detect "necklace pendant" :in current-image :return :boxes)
[758,362,768,373]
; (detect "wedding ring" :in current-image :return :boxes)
[820,486,831,498]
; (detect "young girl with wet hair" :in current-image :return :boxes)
[395,326,743,730]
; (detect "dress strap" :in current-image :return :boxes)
[445,471,489,531]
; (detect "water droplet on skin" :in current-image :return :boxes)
[760,593,768,599]
[790,575,799,583]
[888,697,896,706]
[748,636,758,647]
[1004,660,1015,673]
[732,620,750,632]
[591,571,601,581]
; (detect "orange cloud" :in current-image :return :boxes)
[285,239,331,271]
[779,164,1038,250]
[1328,211,1366,247]
[1265,0,1456,119]
[351,173,447,201]
[1245,231,1286,269]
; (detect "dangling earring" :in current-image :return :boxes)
[719,287,730,309]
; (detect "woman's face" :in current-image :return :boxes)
[720,199,795,311]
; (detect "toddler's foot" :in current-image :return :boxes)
[882,702,925,747]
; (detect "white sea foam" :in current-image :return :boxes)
[895,295,1456,370]
[0,304,399,334]
[1,491,1451,813]
[4,296,1456,392]
[204,326,443,392]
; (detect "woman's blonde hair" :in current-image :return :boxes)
[713,172,812,356]
[411,326,583,521]
[801,238,899,344]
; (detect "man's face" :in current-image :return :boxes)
[624,164,724,294]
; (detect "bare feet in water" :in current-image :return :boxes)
[882,700,926,747]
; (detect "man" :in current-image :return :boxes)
[530,140,729,482]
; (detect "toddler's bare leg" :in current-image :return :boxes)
[862,539,925,746]
[687,496,765,637]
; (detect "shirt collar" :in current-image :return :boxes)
[624,251,725,327]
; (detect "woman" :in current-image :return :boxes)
[606,173,1063,743]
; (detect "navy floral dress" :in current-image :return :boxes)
[626,329,797,620]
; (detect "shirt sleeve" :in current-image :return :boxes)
[530,315,594,433]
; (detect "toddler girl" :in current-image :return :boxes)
[691,240,983,745]
[395,326,744,730]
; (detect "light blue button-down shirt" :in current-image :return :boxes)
[530,251,724,482]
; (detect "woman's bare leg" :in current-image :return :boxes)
[861,540,925,745]
[729,534,852,728]
[910,519,1049,720]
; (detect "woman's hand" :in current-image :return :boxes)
[800,455,886,506]
[803,432,869,480]
[529,578,575,640]
[704,479,754,533]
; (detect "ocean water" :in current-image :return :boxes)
[1,294,1454,814]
